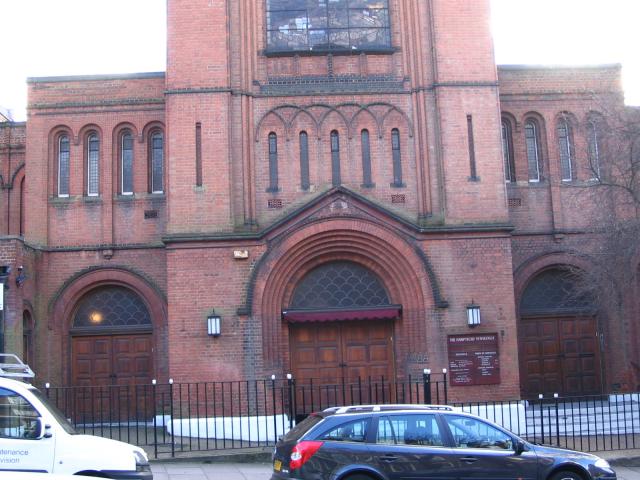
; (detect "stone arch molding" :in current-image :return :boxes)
[249,216,441,365]
[255,102,415,141]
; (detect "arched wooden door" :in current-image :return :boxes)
[519,268,602,398]
[70,286,154,420]
[284,261,400,408]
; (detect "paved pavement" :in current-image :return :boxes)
[150,457,640,480]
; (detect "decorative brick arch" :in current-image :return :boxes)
[50,267,166,385]
[251,217,438,375]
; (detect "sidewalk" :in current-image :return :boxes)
[149,451,640,480]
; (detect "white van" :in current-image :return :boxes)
[0,356,152,479]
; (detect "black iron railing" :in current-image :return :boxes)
[42,376,640,458]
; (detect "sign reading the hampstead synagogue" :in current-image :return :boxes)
[447,334,500,386]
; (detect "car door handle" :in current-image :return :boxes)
[460,456,478,463]
[380,455,399,463]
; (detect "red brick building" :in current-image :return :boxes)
[0,0,634,400]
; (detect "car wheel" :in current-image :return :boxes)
[343,474,376,480]
[550,470,584,480]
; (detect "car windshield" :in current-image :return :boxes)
[30,388,77,435]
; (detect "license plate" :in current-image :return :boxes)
[274,459,282,472]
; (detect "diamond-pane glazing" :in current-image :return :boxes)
[290,261,390,309]
[520,268,594,316]
[73,286,151,328]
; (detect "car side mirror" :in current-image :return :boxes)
[33,418,52,439]
[514,439,525,455]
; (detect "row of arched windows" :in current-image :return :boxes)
[501,113,604,184]
[266,128,404,191]
[56,129,164,198]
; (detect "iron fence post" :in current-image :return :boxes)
[287,373,294,430]
[442,368,448,404]
[423,369,431,404]
[271,375,277,446]
[538,394,544,444]
[169,379,175,458]
[152,379,158,459]
[554,393,560,446]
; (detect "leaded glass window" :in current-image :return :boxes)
[520,269,594,317]
[587,119,602,179]
[290,261,391,309]
[300,131,310,190]
[502,120,515,182]
[58,135,70,197]
[266,0,392,54]
[150,131,164,193]
[73,286,152,330]
[361,129,372,187]
[524,120,541,182]
[268,132,279,192]
[557,118,573,182]
[87,133,100,196]
[391,128,403,187]
[331,130,341,186]
[121,131,134,195]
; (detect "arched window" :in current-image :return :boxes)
[299,131,310,191]
[86,133,100,196]
[331,130,341,187]
[524,120,541,182]
[150,131,164,193]
[72,285,152,332]
[391,128,403,187]
[501,120,515,182]
[22,311,34,366]
[557,117,573,182]
[121,131,134,195]
[268,132,279,192]
[587,119,602,179]
[290,261,391,309]
[361,129,373,187]
[58,135,70,197]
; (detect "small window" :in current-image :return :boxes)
[377,414,443,447]
[501,120,515,182]
[318,418,369,443]
[58,135,70,197]
[0,388,40,439]
[300,131,310,190]
[331,130,341,187]
[587,119,602,179]
[121,131,134,195]
[268,132,279,192]
[557,117,573,182]
[444,416,513,450]
[524,120,541,182]
[87,133,100,196]
[361,129,373,187]
[391,128,403,187]
[150,131,164,193]
[266,0,391,54]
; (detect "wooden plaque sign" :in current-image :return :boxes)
[447,333,500,386]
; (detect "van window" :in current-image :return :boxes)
[0,387,40,439]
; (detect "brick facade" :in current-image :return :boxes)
[0,0,633,400]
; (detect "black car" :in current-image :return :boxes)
[271,404,616,480]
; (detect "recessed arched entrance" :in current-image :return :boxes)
[519,267,601,398]
[283,261,400,387]
[70,285,154,388]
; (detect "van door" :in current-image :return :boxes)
[0,387,55,472]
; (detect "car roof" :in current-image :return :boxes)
[323,404,457,415]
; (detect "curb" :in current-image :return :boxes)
[150,449,272,464]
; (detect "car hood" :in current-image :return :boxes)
[530,443,599,462]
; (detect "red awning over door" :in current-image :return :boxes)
[282,305,402,323]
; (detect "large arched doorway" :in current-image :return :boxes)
[519,268,601,398]
[70,285,154,388]
[283,261,400,389]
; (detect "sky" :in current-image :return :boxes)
[0,0,639,122]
